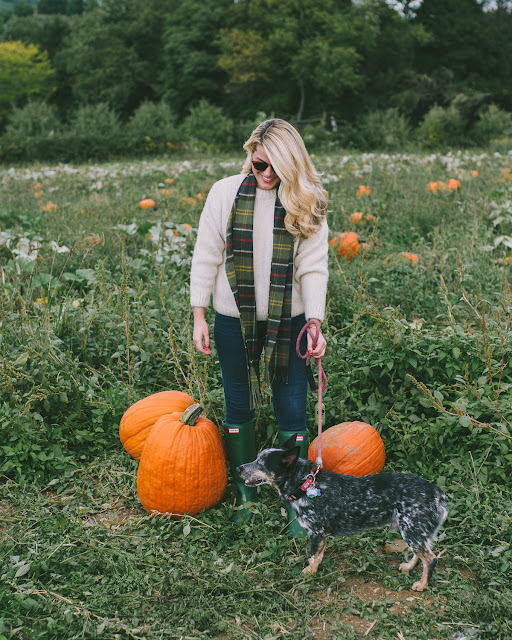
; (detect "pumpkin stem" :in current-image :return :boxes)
[181,403,203,426]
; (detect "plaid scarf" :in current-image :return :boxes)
[225,173,294,409]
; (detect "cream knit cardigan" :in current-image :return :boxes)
[190,173,329,322]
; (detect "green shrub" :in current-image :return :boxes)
[126,100,181,154]
[471,103,512,146]
[69,102,121,139]
[0,102,127,162]
[181,99,235,149]
[237,111,269,143]
[359,108,411,150]
[5,99,60,138]
[57,102,124,159]
[417,102,466,148]
[0,100,62,162]
[300,120,333,149]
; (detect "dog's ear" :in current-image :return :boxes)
[281,446,300,467]
[281,434,297,449]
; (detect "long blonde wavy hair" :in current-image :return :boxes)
[241,119,328,239]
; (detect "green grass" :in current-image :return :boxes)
[1,149,512,638]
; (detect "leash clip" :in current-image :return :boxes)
[300,465,322,497]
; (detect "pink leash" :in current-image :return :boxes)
[296,319,327,469]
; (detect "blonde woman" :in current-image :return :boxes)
[190,118,329,531]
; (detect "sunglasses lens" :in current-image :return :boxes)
[252,160,270,172]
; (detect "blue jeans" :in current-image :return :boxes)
[214,313,309,430]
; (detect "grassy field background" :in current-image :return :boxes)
[1,149,511,639]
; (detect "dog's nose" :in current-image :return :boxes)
[235,465,242,475]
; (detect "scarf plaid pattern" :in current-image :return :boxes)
[225,173,294,409]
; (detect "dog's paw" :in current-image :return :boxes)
[411,580,426,592]
[301,564,317,576]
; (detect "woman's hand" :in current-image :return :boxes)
[193,307,212,355]
[307,318,326,359]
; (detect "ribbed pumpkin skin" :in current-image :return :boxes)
[137,410,228,517]
[119,390,195,460]
[308,421,385,476]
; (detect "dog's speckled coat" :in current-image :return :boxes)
[237,435,448,591]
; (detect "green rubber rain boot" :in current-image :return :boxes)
[222,420,258,521]
[277,430,310,538]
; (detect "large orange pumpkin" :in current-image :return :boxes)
[119,390,195,460]
[137,404,227,517]
[308,421,385,476]
[329,232,365,261]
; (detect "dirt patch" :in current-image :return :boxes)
[309,546,448,639]
[93,505,143,527]
[0,501,15,541]
[43,489,143,528]
[311,575,447,638]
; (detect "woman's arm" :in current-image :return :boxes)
[190,183,226,309]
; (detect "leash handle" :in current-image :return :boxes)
[296,319,327,469]
[295,319,327,391]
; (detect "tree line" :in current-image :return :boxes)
[1,0,512,158]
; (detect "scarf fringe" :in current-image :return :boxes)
[248,363,262,410]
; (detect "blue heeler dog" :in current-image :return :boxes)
[237,434,448,591]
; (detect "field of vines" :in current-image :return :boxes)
[1,148,511,639]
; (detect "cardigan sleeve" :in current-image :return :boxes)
[189,182,227,308]
[294,217,329,322]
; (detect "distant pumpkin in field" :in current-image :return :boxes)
[350,212,376,225]
[329,231,365,261]
[139,198,156,209]
[350,212,364,224]
[173,223,192,236]
[383,252,419,266]
[356,185,372,198]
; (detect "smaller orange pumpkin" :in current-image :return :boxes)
[402,252,418,264]
[139,198,156,209]
[350,212,376,225]
[309,421,385,477]
[447,178,460,191]
[350,212,364,224]
[119,390,195,460]
[356,185,372,198]
[137,403,227,517]
[173,223,192,236]
[383,252,419,266]
[329,231,365,261]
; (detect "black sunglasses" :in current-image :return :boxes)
[252,159,274,173]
